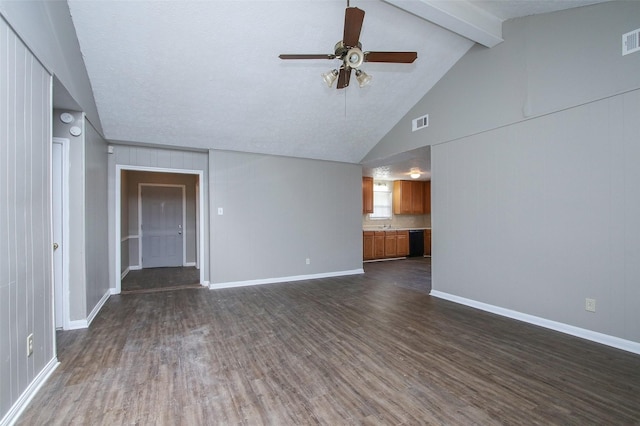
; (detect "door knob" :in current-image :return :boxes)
[53,242,59,250]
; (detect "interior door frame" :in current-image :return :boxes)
[114,165,205,294]
[138,183,186,268]
[52,137,70,330]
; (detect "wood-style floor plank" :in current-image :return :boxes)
[18,258,640,425]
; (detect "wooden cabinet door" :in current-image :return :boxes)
[362,177,373,214]
[424,229,431,256]
[384,231,397,257]
[393,181,412,214]
[396,231,409,256]
[424,181,431,214]
[363,232,374,260]
[393,180,426,214]
[411,181,424,214]
[374,232,385,258]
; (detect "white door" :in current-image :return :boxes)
[141,185,184,268]
[52,139,65,329]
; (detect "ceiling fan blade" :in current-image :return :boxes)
[279,54,336,60]
[343,7,365,47]
[364,51,417,63]
[336,67,352,89]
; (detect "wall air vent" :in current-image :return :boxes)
[412,114,429,132]
[622,28,640,56]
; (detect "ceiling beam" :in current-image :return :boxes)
[382,0,504,48]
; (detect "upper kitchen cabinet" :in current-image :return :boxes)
[424,181,431,214]
[393,180,425,215]
[362,177,373,214]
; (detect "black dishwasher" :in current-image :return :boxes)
[408,230,424,257]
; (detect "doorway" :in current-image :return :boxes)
[52,137,69,329]
[115,166,205,294]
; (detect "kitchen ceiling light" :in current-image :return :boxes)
[410,168,421,179]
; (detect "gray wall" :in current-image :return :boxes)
[209,150,362,284]
[0,0,101,132]
[364,1,640,163]
[0,14,55,423]
[84,119,110,317]
[52,109,86,321]
[123,171,199,268]
[52,111,110,323]
[367,2,640,344]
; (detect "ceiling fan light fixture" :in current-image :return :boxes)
[345,47,364,68]
[321,69,339,87]
[355,69,372,88]
[410,168,421,179]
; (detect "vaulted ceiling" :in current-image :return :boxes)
[67,0,608,169]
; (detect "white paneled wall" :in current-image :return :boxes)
[114,145,208,171]
[0,16,56,423]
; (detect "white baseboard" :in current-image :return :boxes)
[0,356,59,426]
[120,267,130,280]
[129,265,142,271]
[184,262,196,267]
[66,289,111,330]
[209,268,364,290]
[430,290,640,355]
[87,289,111,327]
[66,319,88,330]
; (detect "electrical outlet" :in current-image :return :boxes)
[585,298,596,313]
[27,334,33,357]
[306,258,310,265]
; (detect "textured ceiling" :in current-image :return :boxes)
[67,0,609,168]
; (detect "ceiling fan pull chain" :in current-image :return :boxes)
[344,89,347,118]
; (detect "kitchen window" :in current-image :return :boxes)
[370,181,392,219]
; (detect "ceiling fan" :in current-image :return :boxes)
[279,3,417,89]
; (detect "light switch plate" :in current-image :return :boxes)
[217,207,223,215]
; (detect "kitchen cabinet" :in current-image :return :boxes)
[424,181,431,214]
[384,231,397,257]
[362,177,373,214]
[373,232,385,258]
[424,229,431,256]
[393,180,425,215]
[363,230,415,260]
[363,231,374,260]
[396,230,409,257]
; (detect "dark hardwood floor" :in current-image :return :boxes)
[121,266,201,293]
[18,257,640,425]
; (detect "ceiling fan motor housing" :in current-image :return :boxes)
[334,41,364,69]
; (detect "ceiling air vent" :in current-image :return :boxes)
[412,114,429,132]
[622,28,640,56]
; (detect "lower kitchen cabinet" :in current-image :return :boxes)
[373,232,385,258]
[384,231,397,257]
[424,229,431,256]
[363,231,374,260]
[396,230,409,257]
[363,230,411,261]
